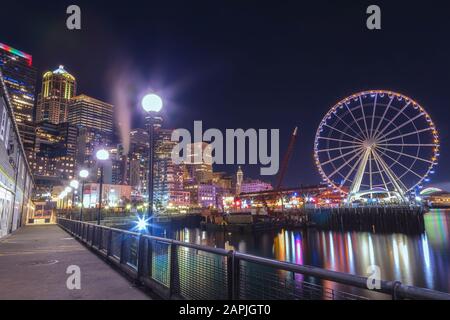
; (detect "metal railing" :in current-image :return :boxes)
[57,218,450,300]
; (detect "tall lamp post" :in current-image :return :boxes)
[70,180,79,208]
[96,149,110,225]
[141,93,163,221]
[64,186,72,218]
[58,192,66,211]
[78,169,89,221]
[64,187,72,209]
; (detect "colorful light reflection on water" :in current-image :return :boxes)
[166,209,450,294]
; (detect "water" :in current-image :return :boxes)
[154,209,450,294]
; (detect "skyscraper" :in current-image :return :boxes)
[75,126,112,174]
[32,121,78,196]
[185,142,213,184]
[68,94,114,134]
[68,94,114,180]
[129,128,149,191]
[36,65,76,124]
[154,129,189,210]
[0,42,37,145]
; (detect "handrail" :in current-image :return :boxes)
[57,217,450,300]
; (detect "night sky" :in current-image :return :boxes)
[1,0,450,188]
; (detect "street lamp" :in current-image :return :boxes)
[141,93,163,222]
[70,180,79,189]
[96,149,109,225]
[78,169,89,221]
[142,94,163,113]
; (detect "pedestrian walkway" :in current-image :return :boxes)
[0,225,150,300]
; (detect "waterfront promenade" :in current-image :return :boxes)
[0,225,150,300]
[2,220,450,300]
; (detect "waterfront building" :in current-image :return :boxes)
[20,121,37,163]
[421,188,450,208]
[212,172,233,190]
[240,179,273,194]
[184,183,217,208]
[0,42,37,148]
[36,65,76,124]
[80,183,131,208]
[212,172,233,209]
[0,71,34,238]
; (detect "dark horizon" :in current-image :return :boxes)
[2,0,450,188]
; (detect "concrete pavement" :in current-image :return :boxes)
[0,225,150,300]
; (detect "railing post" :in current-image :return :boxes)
[148,239,153,279]
[392,281,402,300]
[227,251,234,300]
[120,233,126,264]
[227,250,240,300]
[107,229,113,257]
[137,235,146,280]
[98,226,103,249]
[232,252,240,300]
[169,242,178,298]
[91,226,95,247]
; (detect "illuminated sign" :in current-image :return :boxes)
[0,43,32,66]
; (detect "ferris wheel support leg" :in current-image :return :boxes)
[348,148,371,200]
[372,150,408,202]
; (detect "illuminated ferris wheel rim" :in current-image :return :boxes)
[313,89,440,198]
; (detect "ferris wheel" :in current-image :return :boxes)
[314,90,439,202]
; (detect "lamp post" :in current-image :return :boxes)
[64,186,72,210]
[70,180,79,209]
[78,169,89,221]
[58,192,66,211]
[63,187,72,218]
[96,149,109,225]
[141,93,163,221]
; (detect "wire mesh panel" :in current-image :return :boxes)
[110,231,122,259]
[101,229,109,251]
[86,225,93,243]
[172,247,229,300]
[92,227,101,247]
[90,226,96,245]
[79,224,84,240]
[150,240,170,287]
[122,234,139,269]
[238,261,367,300]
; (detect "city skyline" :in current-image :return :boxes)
[1,0,450,304]
[3,1,450,187]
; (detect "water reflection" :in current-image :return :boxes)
[163,209,450,293]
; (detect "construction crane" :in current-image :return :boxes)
[275,126,298,190]
[259,127,298,216]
